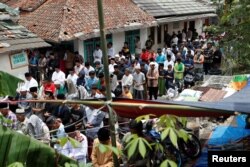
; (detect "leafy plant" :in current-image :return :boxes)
[218,0,250,72]
[123,114,190,166]
[98,143,121,157]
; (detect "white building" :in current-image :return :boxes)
[132,0,217,49]
[4,0,216,64]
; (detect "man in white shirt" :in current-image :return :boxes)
[163,46,175,62]
[24,72,38,91]
[67,70,78,85]
[51,66,66,86]
[84,62,95,77]
[164,55,174,71]
[121,68,133,87]
[171,34,178,45]
[108,58,116,73]
[68,131,88,164]
[107,42,115,58]
[133,66,145,100]
[93,44,103,64]
[74,60,84,76]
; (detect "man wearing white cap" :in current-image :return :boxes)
[16,108,29,135]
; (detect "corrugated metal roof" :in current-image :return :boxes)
[0,41,51,54]
[0,4,50,54]
[132,0,216,18]
[200,88,227,102]
[157,13,217,24]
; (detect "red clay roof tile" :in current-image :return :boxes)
[14,0,155,42]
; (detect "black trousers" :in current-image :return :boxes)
[148,87,158,100]
[203,63,211,75]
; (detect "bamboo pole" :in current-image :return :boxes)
[96,0,119,166]
[22,99,234,116]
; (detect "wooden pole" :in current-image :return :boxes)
[96,0,119,166]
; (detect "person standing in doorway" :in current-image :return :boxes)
[93,44,103,64]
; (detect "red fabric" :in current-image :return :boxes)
[140,51,150,62]
[60,60,66,73]
[44,83,56,94]
[86,99,233,119]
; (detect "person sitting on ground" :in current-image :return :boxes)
[0,102,17,129]
[28,114,50,145]
[16,108,29,134]
[68,130,88,165]
[91,128,122,167]
[53,94,71,125]
[85,71,98,93]
[70,104,85,130]
[90,85,102,98]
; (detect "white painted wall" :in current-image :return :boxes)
[74,39,85,62]
[140,28,148,49]
[153,18,206,47]
[0,53,28,80]
[195,18,203,35]
[112,31,125,55]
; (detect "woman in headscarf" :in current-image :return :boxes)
[66,78,78,99]
[28,114,50,145]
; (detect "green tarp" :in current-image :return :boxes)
[0,71,23,97]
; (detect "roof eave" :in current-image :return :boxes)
[73,21,157,41]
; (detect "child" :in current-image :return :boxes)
[164,64,174,90]
[122,85,133,99]
[158,63,166,96]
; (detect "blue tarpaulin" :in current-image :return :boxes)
[194,115,250,167]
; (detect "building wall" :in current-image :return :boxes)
[151,18,207,48]
[0,53,28,79]
[74,39,84,60]
[113,31,125,55]
[75,18,207,60]
[140,28,148,49]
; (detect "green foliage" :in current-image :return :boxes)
[125,134,152,159]
[98,144,121,157]
[0,125,77,167]
[0,114,13,125]
[7,162,24,167]
[160,159,178,167]
[219,0,250,71]
[64,162,78,167]
[125,114,190,165]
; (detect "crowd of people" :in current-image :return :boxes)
[0,29,223,166]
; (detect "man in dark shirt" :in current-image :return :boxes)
[113,65,124,86]
[70,104,85,130]
[52,94,70,125]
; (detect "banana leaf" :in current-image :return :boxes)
[0,71,23,97]
[0,125,77,167]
